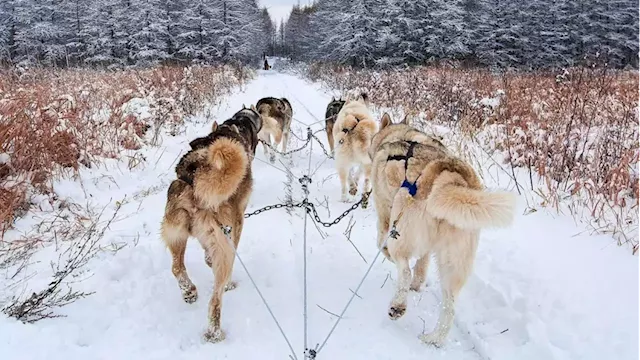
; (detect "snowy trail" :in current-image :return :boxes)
[1,69,637,360]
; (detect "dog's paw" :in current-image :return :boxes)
[224,281,237,292]
[340,195,350,203]
[349,187,358,196]
[388,304,406,320]
[182,286,198,304]
[203,328,226,343]
[419,332,445,347]
[409,283,422,292]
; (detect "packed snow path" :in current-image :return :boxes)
[1,69,637,360]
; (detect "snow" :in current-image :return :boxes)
[0,69,637,360]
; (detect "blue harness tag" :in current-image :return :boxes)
[401,179,417,197]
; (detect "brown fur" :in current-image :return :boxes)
[160,108,260,343]
[193,138,248,210]
[332,96,378,204]
[370,112,516,347]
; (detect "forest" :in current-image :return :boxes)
[1,0,638,69]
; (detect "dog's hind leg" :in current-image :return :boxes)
[161,211,198,304]
[281,122,291,153]
[420,235,478,346]
[410,252,431,292]
[388,254,411,320]
[361,163,373,208]
[203,231,235,343]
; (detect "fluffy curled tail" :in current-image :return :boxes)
[425,171,516,230]
[193,138,248,210]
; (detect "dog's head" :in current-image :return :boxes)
[369,112,410,160]
[188,107,262,155]
[325,97,346,121]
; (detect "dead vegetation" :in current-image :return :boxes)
[0,65,251,235]
[305,63,639,252]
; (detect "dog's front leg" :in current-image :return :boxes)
[349,167,362,196]
[376,211,392,262]
[337,163,350,202]
[259,131,275,164]
[410,253,431,292]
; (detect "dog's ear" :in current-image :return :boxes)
[242,104,246,110]
[380,113,392,129]
[357,93,369,105]
[331,96,335,102]
[211,121,218,132]
[231,124,240,133]
[250,104,257,112]
[400,114,410,125]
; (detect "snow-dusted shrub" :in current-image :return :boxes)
[0,65,250,233]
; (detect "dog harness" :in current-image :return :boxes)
[341,116,361,135]
[338,116,361,144]
[386,141,419,197]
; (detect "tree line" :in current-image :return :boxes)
[0,0,274,67]
[278,0,639,69]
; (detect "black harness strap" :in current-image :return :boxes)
[386,141,419,197]
[341,116,361,134]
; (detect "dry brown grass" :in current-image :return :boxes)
[306,63,639,251]
[0,65,251,234]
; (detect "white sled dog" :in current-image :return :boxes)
[369,113,517,346]
[332,93,377,205]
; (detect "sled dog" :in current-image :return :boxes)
[324,96,346,154]
[370,113,516,346]
[160,108,262,343]
[255,97,293,163]
[332,93,377,204]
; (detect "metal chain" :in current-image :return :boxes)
[259,127,313,157]
[304,191,371,228]
[244,201,306,218]
[244,191,371,226]
[310,132,334,159]
[260,137,310,156]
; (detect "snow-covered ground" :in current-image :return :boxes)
[1,68,638,360]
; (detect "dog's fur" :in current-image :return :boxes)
[324,97,346,154]
[370,113,516,346]
[332,93,377,204]
[255,97,293,163]
[160,108,262,343]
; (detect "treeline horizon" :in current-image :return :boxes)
[272,0,639,70]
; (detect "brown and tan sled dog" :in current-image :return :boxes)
[160,108,262,343]
[255,97,293,163]
[333,93,377,203]
[370,113,516,346]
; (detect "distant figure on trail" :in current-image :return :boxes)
[264,59,270,70]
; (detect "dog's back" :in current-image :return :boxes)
[372,119,515,230]
[256,97,292,130]
[332,96,377,158]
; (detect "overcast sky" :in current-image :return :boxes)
[259,0,314,25]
